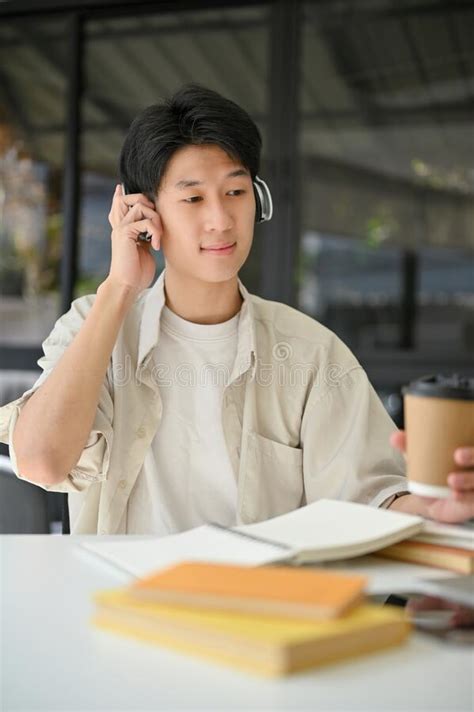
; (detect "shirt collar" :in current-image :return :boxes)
[136,269,257,381]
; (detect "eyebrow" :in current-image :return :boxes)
[174,168,249,190]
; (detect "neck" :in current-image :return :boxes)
[163,268,242,324]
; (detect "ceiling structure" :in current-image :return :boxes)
[0,0,473,248]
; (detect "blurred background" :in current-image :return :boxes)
[0,0,473,531]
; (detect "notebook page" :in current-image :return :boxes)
[78,525,291,579]
[415,520,474,550]
[236,499,424,561]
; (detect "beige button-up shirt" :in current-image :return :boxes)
[0,271,407,534]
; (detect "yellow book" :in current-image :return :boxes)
[92,590,410,677]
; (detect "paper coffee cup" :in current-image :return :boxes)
[402,375,474,498]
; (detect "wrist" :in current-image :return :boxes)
[388,493,430,517]
[98,277,139,310]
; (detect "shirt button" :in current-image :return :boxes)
[118,479,127,490]
[136,426,146,438]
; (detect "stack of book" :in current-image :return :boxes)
[377,520,474,574]
[91,561,411,677]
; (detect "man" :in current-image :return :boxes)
[0,84,472,534]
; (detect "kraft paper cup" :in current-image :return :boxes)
[402,375,474,498]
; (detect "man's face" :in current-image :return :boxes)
[155,144,256,284]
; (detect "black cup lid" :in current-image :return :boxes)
[402,374,474,401]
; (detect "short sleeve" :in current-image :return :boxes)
[0,295,114,493]
[301,366,408,508]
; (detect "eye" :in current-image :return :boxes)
[182,190,246,204]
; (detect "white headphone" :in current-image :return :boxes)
[253,175,273,223]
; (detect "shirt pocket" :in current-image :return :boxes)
[239,431,304,524]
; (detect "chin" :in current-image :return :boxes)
[198,265,241,284]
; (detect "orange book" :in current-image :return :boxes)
[128,561,367,619]
[377,540,474,574]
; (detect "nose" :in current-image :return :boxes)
[203,197,233,233]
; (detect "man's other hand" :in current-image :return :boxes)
[390,430,474,523]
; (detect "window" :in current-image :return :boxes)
[0,17,67,355]
[297,1,474,361]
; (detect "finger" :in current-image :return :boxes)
[121,203,161,227]
[454,447,474,467]
[452,609,474,627]
[390,429,406,453]
[120,191,155,210]
[447,471,474,492]
[123,218,161,246]
[109,185,122,220]
[406,596,454,613]
[109,184,131,226]
[151,230,161,251]
[129,212,161,252]
[109,188,156,227]
[451,489,474,504]
[116,198,156,225]
[427,496,474,523]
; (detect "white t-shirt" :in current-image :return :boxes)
[124,305,240,535]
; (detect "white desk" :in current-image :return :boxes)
[1,535,473,712]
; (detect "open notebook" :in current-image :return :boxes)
[79,499,424,579]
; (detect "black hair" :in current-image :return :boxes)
[119,83,262,199]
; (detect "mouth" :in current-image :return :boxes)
[200,241,237,255]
